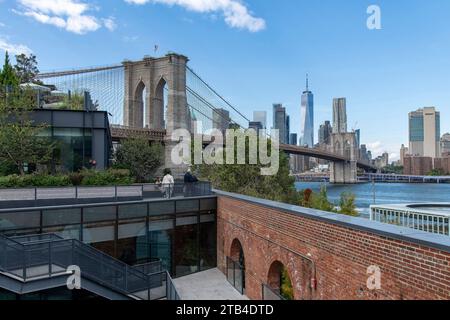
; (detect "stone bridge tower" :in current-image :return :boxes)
[329,132,358,184]
[123,53,190,134]
[123,53,191,175]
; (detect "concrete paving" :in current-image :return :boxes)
[173,268,248,300]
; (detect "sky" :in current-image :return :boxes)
[1,0,450,161]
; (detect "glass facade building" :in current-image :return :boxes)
[300,79,314,147]
[0,197,217,278]
[30,109,111,172]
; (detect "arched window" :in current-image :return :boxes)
[267,261,294,300]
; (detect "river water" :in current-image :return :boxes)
[295,182,450,218]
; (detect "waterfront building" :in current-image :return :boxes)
[318,121,332,145]
[253,111,267,129]
[332,98,347,134]
[434,156,450,175]
[273,104,287,144]
[360,144,369,162]
[409,107,441,158]
[403,156,433,175]
[441,133,450,156]
[300,75,314,147]
[400,144,409,166]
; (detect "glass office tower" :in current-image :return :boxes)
[300,75,314,147]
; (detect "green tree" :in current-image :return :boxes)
[14,53,40,84]
[309,186,335,212]
[0,51,19,88]
[194,130,302,205]
[0,87,55,175]
[338,191,358,216]
[114,138,164,183]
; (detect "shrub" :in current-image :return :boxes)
[0,169,133,188]
[80,169,134,186]
[68,172,84,186]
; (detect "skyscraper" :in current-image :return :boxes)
[289,133,298,146]
[253,111,267,129]
[273,103,287,144]
[213,108,231,133]
[332,98,347,134]
[300,75,314,147]
[355,129,361,148]
[409,107,441,158]
[286,115,290,145]
[318,121,332,145]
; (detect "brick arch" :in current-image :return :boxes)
[264,246,310,300]
[230,238,244,262]
[267,259,295,300]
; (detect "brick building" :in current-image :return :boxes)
[216,190,450,300]
[434,157,450,174]
[403,156,433,175]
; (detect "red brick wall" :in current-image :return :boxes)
[217,195,450,300]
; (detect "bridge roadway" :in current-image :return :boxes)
[110,126,377,172]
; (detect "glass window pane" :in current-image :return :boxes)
[119,204,147,219]
[0,211,40,231]
[43,208,81,226]
[149,202,175,216]
[174,223,198,277]
[176,200,199,213]
[83,206,116,222]
[200,198,216,211]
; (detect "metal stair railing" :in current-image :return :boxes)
[0,233,177,300]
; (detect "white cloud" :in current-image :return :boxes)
[125,0,266,32]
[0,22,5,27]
[103,17,117,31]
[16,0,116,34]
[0,38,32,55]
[367,141,385,157]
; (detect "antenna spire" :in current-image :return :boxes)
[306,73,309,92]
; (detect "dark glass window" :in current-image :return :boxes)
[174,214,199,277]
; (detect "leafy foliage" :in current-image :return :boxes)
[0,86,55,175]
[194,131,301,205]
[280,267,294,300]
[0,169,133,188]
[0,51,19,87]
[114,138,164,183]
[14,53,40,84]
[338,191,358,216]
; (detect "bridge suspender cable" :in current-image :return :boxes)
[186,66,251,123]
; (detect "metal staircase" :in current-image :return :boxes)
[0,233,180,300]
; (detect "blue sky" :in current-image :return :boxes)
[1,0,450,160]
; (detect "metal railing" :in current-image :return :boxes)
[0,182,213,209]
[261,283,286,301]
[0,233,180,300]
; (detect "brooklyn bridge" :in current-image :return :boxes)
[37,53,376,183]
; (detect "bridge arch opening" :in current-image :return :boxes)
[267,260,294,300]
[134,81,147,128]
[344,140,352,159]
[154,77,168,130]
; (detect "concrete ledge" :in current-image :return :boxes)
[214,189,450,252]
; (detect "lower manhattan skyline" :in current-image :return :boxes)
[1,0,450,160]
